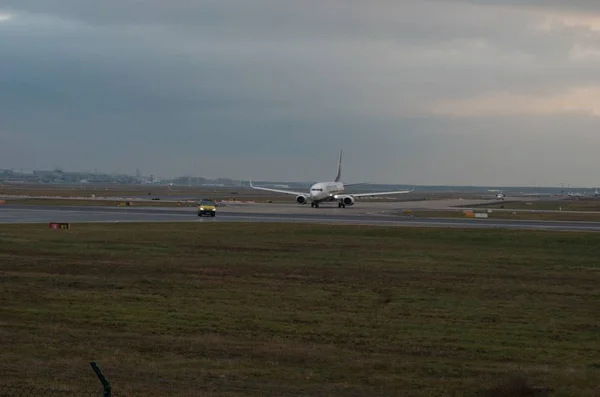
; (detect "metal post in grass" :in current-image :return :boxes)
[90,361,111,397]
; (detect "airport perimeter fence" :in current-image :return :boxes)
[0,362,116,397]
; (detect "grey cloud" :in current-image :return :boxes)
[456,0,600,13]
[1,1,600,184]
[0,1,565,45]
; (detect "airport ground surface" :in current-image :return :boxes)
[3,222,599,396]
[4,184,600,396]
[3,197,600,231]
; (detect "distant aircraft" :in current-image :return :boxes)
[249,150,415,208]
[486,189,505,200]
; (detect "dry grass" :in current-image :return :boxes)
[1,223,600,396]
[478,373,552,397]
[4,199,196,207]
[469,199,600,212]
[400,209,600,222]
[0,183,476,204]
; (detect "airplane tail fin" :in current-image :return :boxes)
[334,150,342,182]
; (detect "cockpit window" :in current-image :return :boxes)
[311,188,323,191]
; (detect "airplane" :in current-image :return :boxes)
[249,150,415,208]
[486,189,505,200]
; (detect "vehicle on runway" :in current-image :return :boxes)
[249,151,414,208]
[197,199,216,217]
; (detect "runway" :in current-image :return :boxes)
[2,203,600,231]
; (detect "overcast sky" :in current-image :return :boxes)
[2,1,600,186]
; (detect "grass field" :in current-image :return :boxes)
[0,184,291,203]
[399,209,600,222]
[3,198,198,207]
[2,223,599,396]
[4,198,201,207]
[0,183,478,203]
[468,199,600,212]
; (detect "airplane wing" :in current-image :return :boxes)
[249,178,305,196]
[339,186,415,198]
[344,182,370,187]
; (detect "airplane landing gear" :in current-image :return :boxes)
[311,202,320,208]
[338,201,346,208]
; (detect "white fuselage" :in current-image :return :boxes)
[309,181,344,202]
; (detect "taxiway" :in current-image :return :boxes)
[2,202,600,232]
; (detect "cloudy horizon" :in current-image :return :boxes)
[2,1,600,186]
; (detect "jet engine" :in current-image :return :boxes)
[342,196,355,206]
[296,195,309,205]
